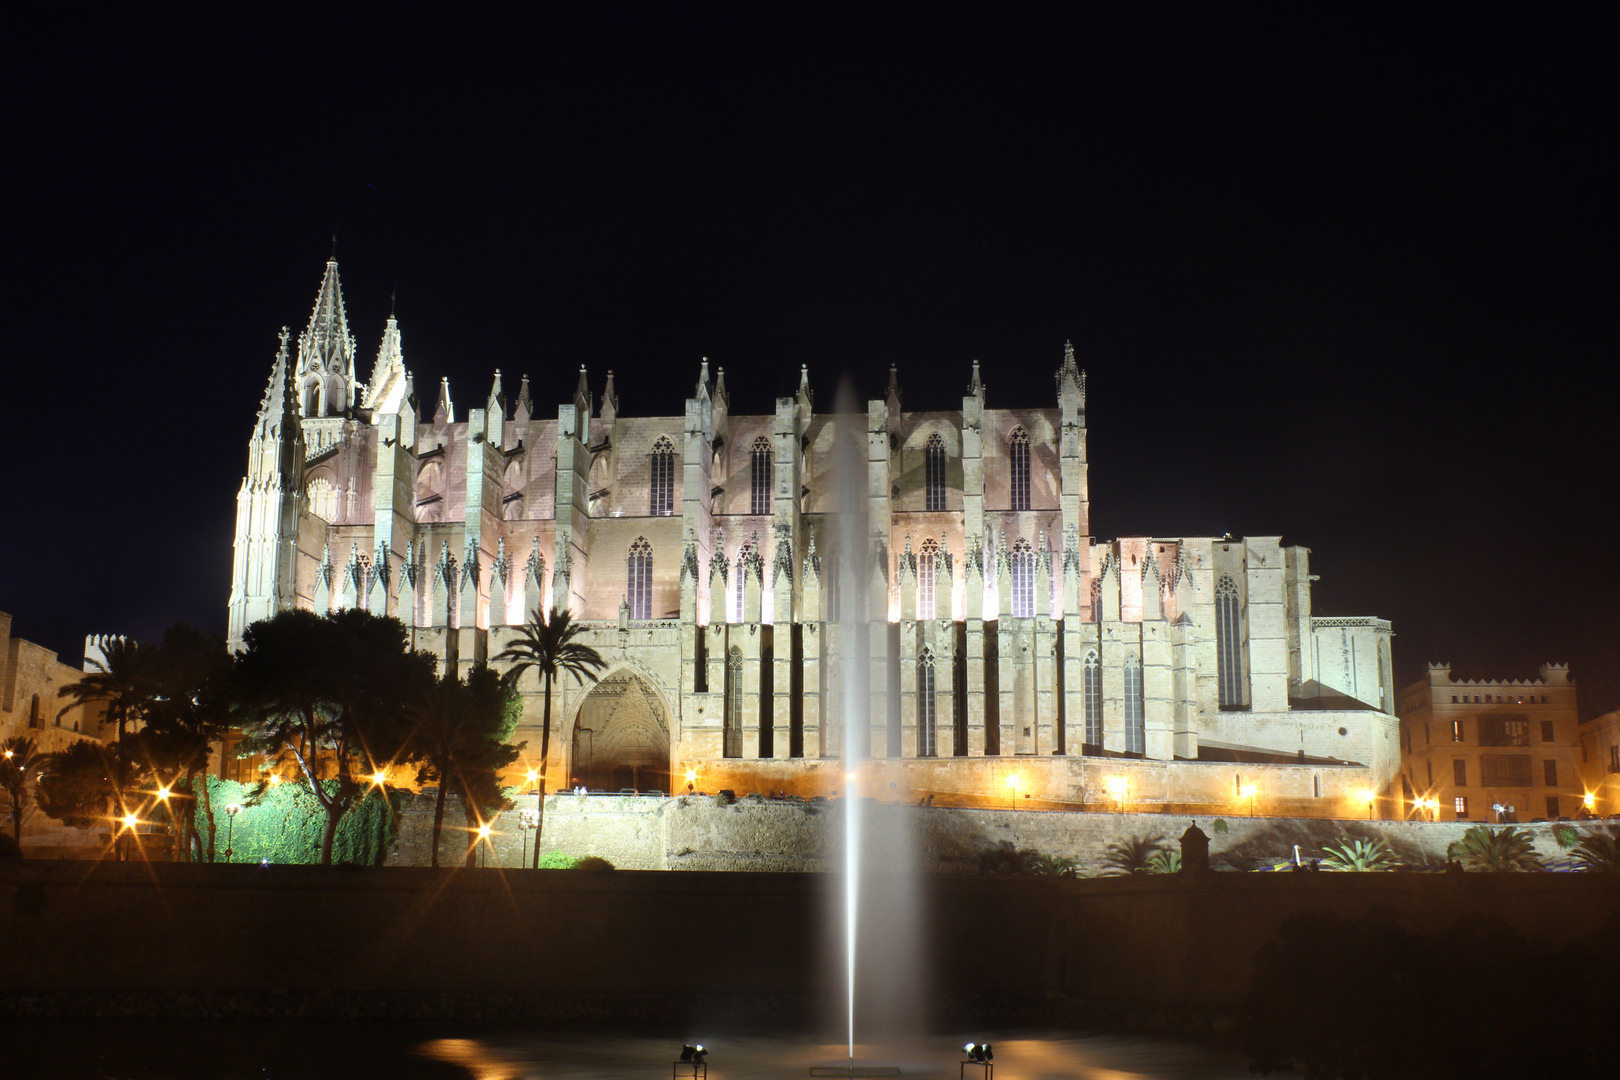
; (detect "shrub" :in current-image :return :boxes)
[574,855,615,873]
[1320,837,1397,872]
[536,850,577,869]
[1572,828,1620,873]
[1448,825,1543,872]
[1100,834,1167,875]
[1146,849,1182,874]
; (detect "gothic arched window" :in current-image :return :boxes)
[29,694,41,729]
[1124,653,1145,755]
[750,436,773,515]
[732,540,751,623]
[649,436,676,516]
[1010,538,1035,618]
[1009,427,1031,511]
[1216,574,1244,708]
[725,646,744,758]
[1082,649,1102,749]
[918,648,937,757]
[918,538,939,620]
[626,537,652,620]
[925,432,947,511]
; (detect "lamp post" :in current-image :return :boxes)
[527,769,541,869]
[1241,783,1258,819]
[477,823,492,868]
[1006,773,1020,811]
[119,812,138,862]
[1359,788,1376,820]
[224,803,241,863]
[1106,776,1127,815]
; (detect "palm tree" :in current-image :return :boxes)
[1570,828,1620,873]
[35,740,147,860]
[1100,834,1168,875]
[0,736,47,845]
[494,608,606,867]
[1320,837,1397,872]
[1447,825,1544,872]
[57,637,154,746]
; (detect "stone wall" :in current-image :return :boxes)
[390,791,1609,873]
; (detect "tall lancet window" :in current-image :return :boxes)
[649,436,676,516]
[918,648,937,757]
[924,432,947,511]
[1009,427,1031,511]
[1124,653,1145,755]
[1216,574,1244,708]
[626,537,653,620]
[1010,538,1036,618]
[1082,650,1102,749]
[725,647,744,758]
[918,538,940,619]
[750,436,773,515]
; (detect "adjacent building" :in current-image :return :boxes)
[225,257,1402,816]
[1396,663,1582,821]
[1578,708,1620,817]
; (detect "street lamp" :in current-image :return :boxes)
[527,768,542,869]
[684,768,697,793]
[371,770,387,786]
[1241,783,1258,818]
[1358,788,1376,820]
[476,823,492,868]
[1106,776,1127,814]
[1006,773,1021,810]
[224,803,242,863]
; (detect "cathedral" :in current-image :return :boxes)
[228,258,1400,816]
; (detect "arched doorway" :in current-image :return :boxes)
[570,672,671,793]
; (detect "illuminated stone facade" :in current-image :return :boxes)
[1397,664,1583,822]
[227,259,1399,815]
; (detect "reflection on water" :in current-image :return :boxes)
[8,1025,1262,1080]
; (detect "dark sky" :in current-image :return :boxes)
[7,11,1614,713]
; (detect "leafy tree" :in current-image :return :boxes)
[1320,837,1397,872]
[1571,828,1620,872]
[0,736,47,845]
[234,609,435,864]
[35,740,147,859]
[1100,834,1167,875]
[189,776,401,865]
[136,624,236,861]
[494,608,606,866]
[1448,825,1544,872]
[57,636,155,746]
[1552,823,1581,850]
[406,664,525,867]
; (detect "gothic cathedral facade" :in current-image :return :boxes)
[229,259,1400,815]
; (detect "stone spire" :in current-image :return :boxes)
[714,365,729,407]
[600,369,619,426]
[695,357,712,403]
[797,363,813,413]
[296,257,357,417]
[513,373,533,425]
[363,313,408,414]
[968,359,984,401]
[886,364,902,415]
[1055,339,1085,409]
[434,376,453,425]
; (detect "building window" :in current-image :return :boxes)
[1454,795,1469,818]
[1479,716,1529,747]
[1540,720,1555,743]
[29,694,42,729]
[1543,759,1558,787]
[1008,427,1030,511]
[1089,577,1102,622]
[750,436,772,515]
[1124,654,1144,755]
[1426,761,1434,787]
[1546,796,1560,819]
[649,436,676,516]
[1083,650,1102,749]
[1610,745,1619,774]
[924,432,946,511]
[1010,539,1035,618]
[1451,720,1465,743]
[1215,575,1243,708]
[725,647,744,758]
[626,537,652,620]
[1453,759,1467,786]
[1480,755,1533,787]
[918,538,939,620]
[918,648,936,757]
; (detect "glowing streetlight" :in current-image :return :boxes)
[121,813,138,830]
[1006,772,1022,810]
[1241,783,1258,818]
[684,768,698,792]
[1583,792,1596,813]
[156,785,171,802]
[1356,788,1376,820]
[3,749,12,759]
[476,823,493,868]
[269,773,280,785]
[1106,776,1128,814]
[371,770,387,786]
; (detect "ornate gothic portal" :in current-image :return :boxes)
[571,674,671,793]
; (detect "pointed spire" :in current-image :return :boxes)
[513,373,533,425]
[968,359,984,399]
[573,364,592,421]
[296,256,357,417]
[255,327,294,430]
[363,313,407,413]
[886,364,901,413]
[600,369,619,425]
[1056,338,1085,410]
[575,364,590,399]
[714,365,729,406]
[488,369,505,414]
[696,357,712,402]
[434,376,453,425]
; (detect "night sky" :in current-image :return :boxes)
[7,11,1614,713]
